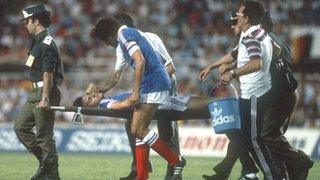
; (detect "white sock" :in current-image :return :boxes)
[142,130,159,146]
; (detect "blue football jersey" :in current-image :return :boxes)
[99,93,131,109]
[117,26,171,93]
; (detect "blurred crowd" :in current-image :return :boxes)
[0,0,320,127]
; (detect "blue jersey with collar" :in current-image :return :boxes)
[117,27,171,93]
[99,93,131,109]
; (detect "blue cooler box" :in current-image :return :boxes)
[208,97,241,134]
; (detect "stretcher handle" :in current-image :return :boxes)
[50,106,84,125]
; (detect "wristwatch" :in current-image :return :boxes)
[41,96,50,102]
[230,69,236,77]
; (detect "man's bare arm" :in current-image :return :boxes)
[109,98,132,109]
[233,58,261,77]
[199,53,235,81]
[220,58,262,83]
[42,72,53,98]
[100,69,123,93]
[38,72,53,109]
[166,62,176,77]
[219,61,237,74]
[130,49,145,103]
[208,53,235,71]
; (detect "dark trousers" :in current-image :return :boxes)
[213,130,258,177]
[213,90,309,179]
[240,91,287,180]
[262,90,310,177]
[14,85,61,164]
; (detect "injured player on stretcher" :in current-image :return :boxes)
[73,92,213,113]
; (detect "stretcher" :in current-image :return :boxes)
[50,106,210,125]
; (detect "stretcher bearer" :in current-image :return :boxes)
[259,11,314,180]
[200,10,259,180]
[91,16,186,180]
[219,1,287,179]
[14,4,63,180]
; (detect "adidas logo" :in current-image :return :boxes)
[211,107,222,117]
[211,107,235,126]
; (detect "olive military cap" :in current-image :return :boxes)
[20,4,50,21]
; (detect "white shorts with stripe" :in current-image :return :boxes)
[139,90,170,104]
[158,95,190,111]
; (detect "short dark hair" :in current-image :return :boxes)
[261,10,273,33]
[241,0,265,25]
[73,97,83,106]
[112,13,135,28]
[30,11,51,28]
[90,16,119,41]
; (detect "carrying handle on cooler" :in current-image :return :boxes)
[208,82,239,99]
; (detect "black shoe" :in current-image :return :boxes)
[31,167,60,180]
[170,156,186,180]
[148,160,153,173]
[202,173,228,180]
[119,160,153,180]
[31,170,60,180]
[292,159,314,180]
[164,165,174,180]
[31,159,60,180]
[36,174,60,180]
[119,170,137,180]
[239,173,259,180]
[43,168,60,180]
[31,162,47,180]
[31,148,44,180]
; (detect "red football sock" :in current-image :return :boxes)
[150,137,179,165]
[135,143,149,180]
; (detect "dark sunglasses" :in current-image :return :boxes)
[228,19,238,26]
[227,11,238,26]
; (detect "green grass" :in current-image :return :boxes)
[0,152,319,180]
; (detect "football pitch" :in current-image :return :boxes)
[0,152,319,180]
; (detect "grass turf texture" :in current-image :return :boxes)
[0,152,319,179]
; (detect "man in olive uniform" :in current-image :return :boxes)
[14,4,63,180]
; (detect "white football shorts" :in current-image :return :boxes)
[139,90,170,104]
[158,95,190,111]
